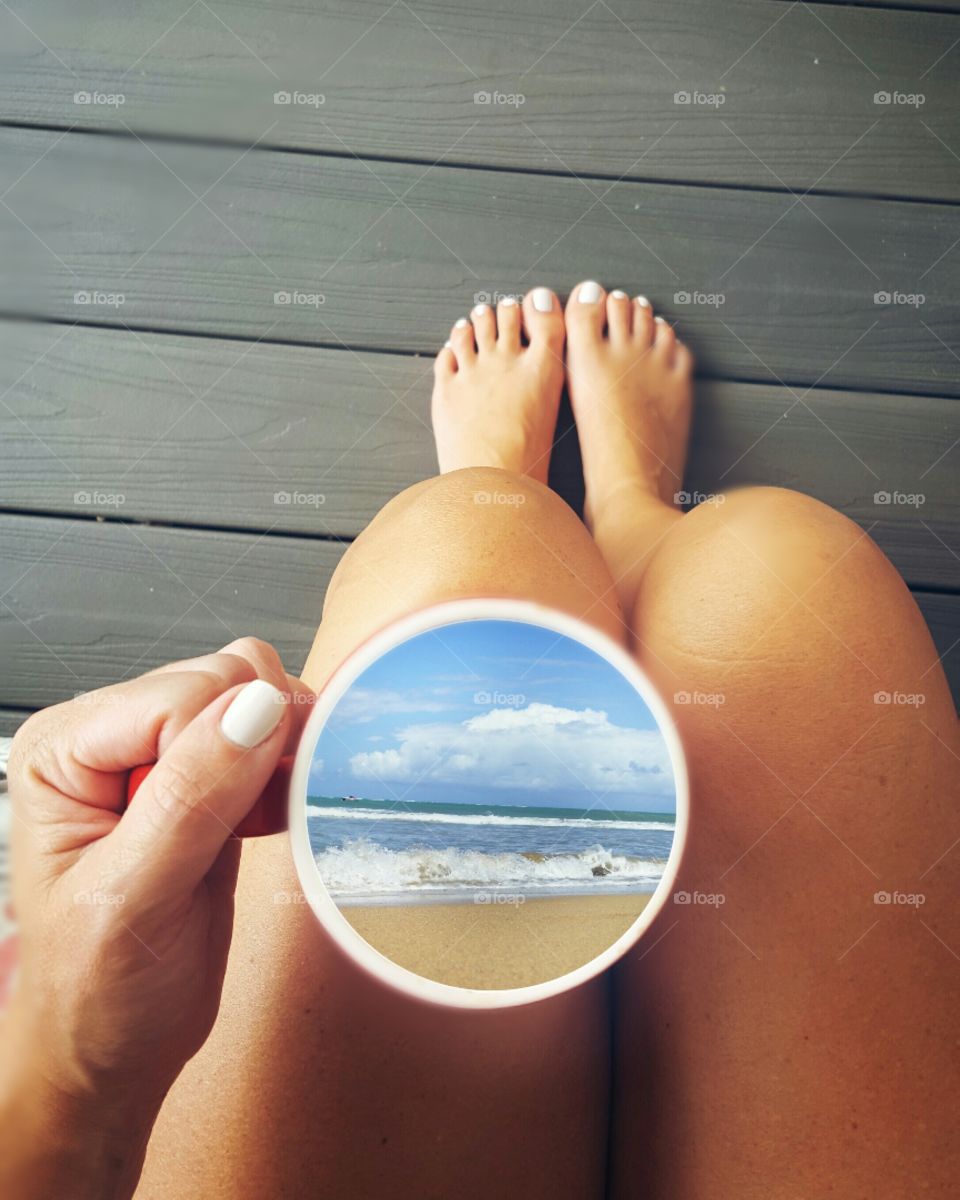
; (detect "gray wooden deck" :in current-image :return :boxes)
[0,0,958,727]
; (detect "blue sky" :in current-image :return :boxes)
[309,620,676,812]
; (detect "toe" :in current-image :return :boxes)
[449,316,476,365]
[653,315,676,364]
[471,302,496,351]
[565,280,607,343]
[522,287,564,355]
[434,341,457,378]
[673,342,694,379]
[496,295,522,352]
[633,296,655,350]
[606,290,632,343]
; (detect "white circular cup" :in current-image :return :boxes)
[289,597,689,1010]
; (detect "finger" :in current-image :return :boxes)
[208,636,288,690]
[146,636,289,688]
[279,676,316,748]
[125,752,293,838]
[12,664,259,817]
[150,639,315,753]
[113,679,290,894]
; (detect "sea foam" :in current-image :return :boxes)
[313,836,664,900]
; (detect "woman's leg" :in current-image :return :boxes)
[135,291,621,1200]
[564,283,960,1197]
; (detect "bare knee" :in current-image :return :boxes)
[672,485,898,596]
[307,470,625,687]
[637,485,950,726]
[362,469,622,633]
[335,467,603,597]
[381,467,569,536]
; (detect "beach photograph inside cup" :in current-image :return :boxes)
[292,603,686,998]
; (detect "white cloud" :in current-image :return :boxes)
[348,702,672,797]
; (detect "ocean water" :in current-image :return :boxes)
[307,797,675,905]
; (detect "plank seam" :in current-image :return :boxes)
[3,314,958,405]
[2,119,959,211]
[0,506,354,548]
[769,0,960,13]
[0,511,957,597]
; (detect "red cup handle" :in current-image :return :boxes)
[125,756,292,838]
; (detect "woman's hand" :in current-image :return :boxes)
[0,639,314,1200]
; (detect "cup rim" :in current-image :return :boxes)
[288,597,689,1009]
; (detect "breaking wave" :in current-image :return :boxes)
[314,837,665,900]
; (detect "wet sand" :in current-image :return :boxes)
[343,892,652,990]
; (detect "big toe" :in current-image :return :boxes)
[522,287,565,354]
[564,280,607,346]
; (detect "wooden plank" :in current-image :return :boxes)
[0,515,344,709]
[1,0,958,198]
[0,322,439,540]
[1,128,959,397]
[0,709,30,739]
[686,378,960,593]
[1,321,957,590]
[0,515,957,711]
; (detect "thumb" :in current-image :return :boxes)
[112,679,290,895]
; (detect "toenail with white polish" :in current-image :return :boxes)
[444,340,452,349]
[501,296,518,307]
[578,281,602,303]
[455,318,469,329]
[531,287,554,313]
[654,315,667,325]
[636,296,652,308]
[472,304,490,316]
[610,290,627,300]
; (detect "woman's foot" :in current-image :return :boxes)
[565,281,693,525]
[564,281,694,620]
[432,288,565,484]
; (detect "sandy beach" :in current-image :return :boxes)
[343,891,652,990]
